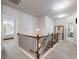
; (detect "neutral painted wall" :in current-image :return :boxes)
[45,16,54,34]
[39,16,54,36]
[38,16,46,36]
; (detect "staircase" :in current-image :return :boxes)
[17,33,58,59]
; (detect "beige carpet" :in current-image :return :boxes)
[2,42,31,59]
[44,39,77,59]
[2,38,77,59]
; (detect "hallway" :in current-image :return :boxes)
[1,0,77,59]
[2,37,77,59]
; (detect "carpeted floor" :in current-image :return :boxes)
[43,39,77,59]
[2,41,31,59]
[2,38,77,59]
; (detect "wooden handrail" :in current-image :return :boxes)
[17,33,37,38]
[39,35,52,38]
[17,33,52,38]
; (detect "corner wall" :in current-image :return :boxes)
[39,16,54,36]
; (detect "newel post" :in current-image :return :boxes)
[17,33,20,35]
[57,32,58,42]
[36,35,40,59]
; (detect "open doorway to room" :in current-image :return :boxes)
[54,25,64,41]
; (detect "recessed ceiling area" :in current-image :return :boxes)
[1,0,77,20]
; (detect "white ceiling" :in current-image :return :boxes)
[2,0,77,20]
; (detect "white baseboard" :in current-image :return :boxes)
[17,46,53,59]
[17,46,35,59]
[41,48,53,59]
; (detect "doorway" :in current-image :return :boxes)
[54,25,64,41]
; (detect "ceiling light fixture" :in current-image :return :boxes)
[53,1,70,11]
[57,14,67,18]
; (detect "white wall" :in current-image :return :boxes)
[39,16,54,36]
[54,14,77,40]
[45,16,54,34]
[38,16,46,36]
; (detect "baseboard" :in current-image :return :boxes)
[17,46,35,59]
[17,46,53,59]
[41,48,53,59]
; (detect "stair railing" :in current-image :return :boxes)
[17,33,58,59]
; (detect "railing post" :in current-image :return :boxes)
[17,33,20,35]
[36,35,40,59]
[51,33,53,47]
[57,33,58,42]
